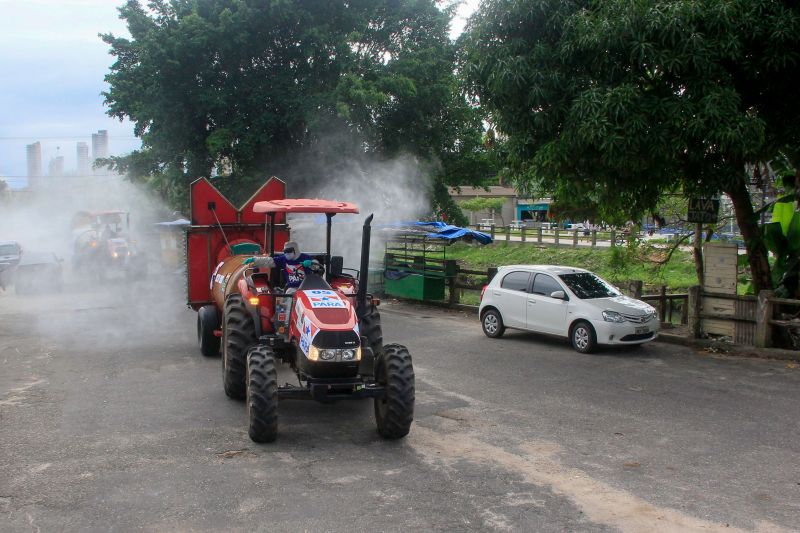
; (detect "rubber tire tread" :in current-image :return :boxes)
[374,343,414,439]
[198,305,220,357]
[481,308,505,338]
[571,320,597,354]
[359,307,384,356]
[247,345,278,443]
[222,294,255,400]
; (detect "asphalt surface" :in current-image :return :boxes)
[1,277,798,532]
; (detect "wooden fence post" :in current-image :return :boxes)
[754,290,775,348]
[446,261,459,306]
[659,286,667,324]
[505,226,511,242]
[610,230,616,247]
[487,266,498,283]
[591,230,597,247]
[572,230,578,247]
[520,226,526,242]
[490,225,496,239]
[681,295,689,325]
[688,285,702,338]
[537,227,543,244]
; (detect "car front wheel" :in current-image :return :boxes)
[570,320,597,354]
[481,309,505,338]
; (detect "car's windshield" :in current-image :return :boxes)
[0,244,19,255]
[559,272,620,299]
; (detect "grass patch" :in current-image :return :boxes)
[444,242,698,293]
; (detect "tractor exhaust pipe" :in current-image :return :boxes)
[356,214,373,318]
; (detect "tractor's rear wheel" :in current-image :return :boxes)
[222,294,255,400]
[359,307,384,356]
[198,305,220,357]
[374,343,414,439]
[246,345,278,443]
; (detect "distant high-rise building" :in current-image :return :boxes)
[48,156,64,178]
[26,141,42,188]
[91,129,109,160]
[77,142,90,176]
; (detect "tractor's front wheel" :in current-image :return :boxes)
[198,305,220,357]
[247,345,278,443]
[222,294,255,400]
[374,343,414,439]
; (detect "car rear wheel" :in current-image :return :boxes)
[571,320,597,354]
[481,309,505,338]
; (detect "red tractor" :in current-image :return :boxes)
[186,178,414,442]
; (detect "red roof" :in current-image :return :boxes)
[253,199,359,214]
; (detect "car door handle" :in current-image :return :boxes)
[528,300,536,304]
[493,291,501,296]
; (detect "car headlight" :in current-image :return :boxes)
[307,346,361,362]
[602,310,626,323]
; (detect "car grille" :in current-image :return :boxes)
[621,313,655,324]
[620,332,656,341]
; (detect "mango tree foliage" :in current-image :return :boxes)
[102,0,487,211]
[461,0,800,292]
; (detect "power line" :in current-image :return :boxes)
[0,136,139,140]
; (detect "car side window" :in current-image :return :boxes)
[500,271,531,292]
[531,274,562,297]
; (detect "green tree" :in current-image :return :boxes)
[461,0,800,293]
[459,196,506,225]
[102,0,486,212]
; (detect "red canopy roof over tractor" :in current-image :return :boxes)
[253,199,359,214]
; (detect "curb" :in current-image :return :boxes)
[383,298,800,362]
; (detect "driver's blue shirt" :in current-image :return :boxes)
[273,253,312,288]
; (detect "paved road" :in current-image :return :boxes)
[1,278,798,532]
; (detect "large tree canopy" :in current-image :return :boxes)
[461,0,800,292]
[102,0,488,213]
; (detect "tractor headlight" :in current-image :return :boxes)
[306,346,361,362]
[319,349,337,361]
[341,348,359,361]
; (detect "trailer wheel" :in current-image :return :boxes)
[197,305,220,357]
[359,307,384,356]
[247,345,278,443]
[222,294,255,400]
[374,343,414,439]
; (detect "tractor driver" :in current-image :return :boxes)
[243,241,318,291]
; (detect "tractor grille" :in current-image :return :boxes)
[313,329,360,349]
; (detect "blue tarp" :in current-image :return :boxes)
[393,221,493,245]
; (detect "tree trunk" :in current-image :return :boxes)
[693,223,704,288]
[724,175,772,293]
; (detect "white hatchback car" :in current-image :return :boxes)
[479,265,659,353]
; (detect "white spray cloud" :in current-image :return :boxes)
[0,173,186,350]
[287,153,434,271]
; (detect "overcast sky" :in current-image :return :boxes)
[0,0,478,189]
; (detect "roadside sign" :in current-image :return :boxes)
[687,198,719,223]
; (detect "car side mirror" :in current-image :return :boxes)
[550,290,567,300]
